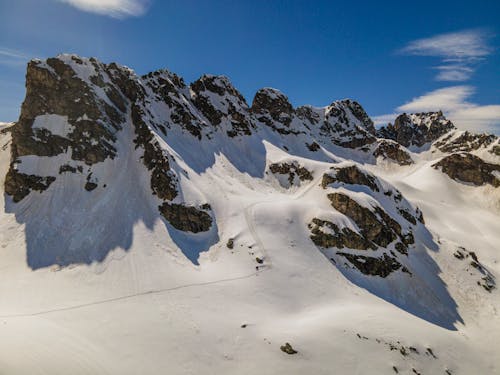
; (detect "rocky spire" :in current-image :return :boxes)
[377,111,456,148]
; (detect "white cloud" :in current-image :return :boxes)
[56,0,150,18]
[375,86,500,134]
[372,113,398,126]
[0,48,30,67]
[400,29,493,82]
[397,86,473,113]
[434,65,474,82]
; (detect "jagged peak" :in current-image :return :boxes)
[393,111,455,130]
[255,87,288,100]
[190,74,246,103]
[142,69,186,90]
[251,87,293,115]
[378,111,455,148]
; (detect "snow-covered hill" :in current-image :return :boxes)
[0,55,499,374]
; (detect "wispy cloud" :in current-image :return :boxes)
[55,0,151,19]
[374,86,500,134]
[397,86,473,112]
[0,48,30,67]
[372,113,399,126]
[400,29,493,82]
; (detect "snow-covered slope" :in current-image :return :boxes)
[0,55,499,374]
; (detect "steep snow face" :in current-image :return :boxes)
[0,55,499,374]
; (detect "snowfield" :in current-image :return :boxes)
[0,55,499,374]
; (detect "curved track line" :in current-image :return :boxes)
[0,271,261,318]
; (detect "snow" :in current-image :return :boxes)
[32,114,74,137]
[0,57,498,374]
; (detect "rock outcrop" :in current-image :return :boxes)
[309,218,375,250]
[373,140,413,165]
[337,252,410,278]
[321,165,379,191]
[434,131,497,153]
[269,161,313,187]
[158,203,213,233]
[433,153,500,187]
[377,112,455,148]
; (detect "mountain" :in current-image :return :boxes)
[0,54,499,374]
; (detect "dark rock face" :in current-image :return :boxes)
[280,343,298,355]
[159,203,213,233]
[328,193,403,249]
[317,166,420,254]
[251,88,294,128]
[4,169,56,202]
[5,57,124,202]
[306,141,320,152]
[322,165,379,192]
[131,104,178,201]
[296,105,320,125]
[84,181,98,191]
[269,162,313,186]
[191,75,253,137]
[59,164,83,174]
[373,140,413,165]
[13,58,122,162]
[338,99,376,135]
[378,112,455,148]
[491,145,500,156]
[433,153,500,187]
[309,218,375,250]
[142,70,204,139]
[337,252,409,278]
[435,132,497,153]
[320,102,377,149]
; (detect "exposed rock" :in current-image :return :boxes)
[378,112,455,148]
[398,209,417,225]
[491,145,500,156]
[59,164,83,174]
[159,203,212,233]
[432,153,500,187]
[226,238,234,249]
[453,247,496,292]
[84,181,98,191]
[338,99,376,135]
[280,343,298,355]
[328,193,401,248]
[337,252,409,277]
[4,56,129,202]
[319,101,377,149]
[131,104,178,200]
[296,105,320,125]
[12,58,121,163]
[4,169,56,202]
[269,161,313,186]
[251,88,294,128]
[322,165,379,191]
[435,131,497,153]
[306,141,320,151]
[191,75,253,137]
[309,218,375,250]
[373,140,413,165]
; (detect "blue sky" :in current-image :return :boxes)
[1,0,499,133]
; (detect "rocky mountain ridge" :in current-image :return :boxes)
[3,54,499,270]
[0,54,499,374]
